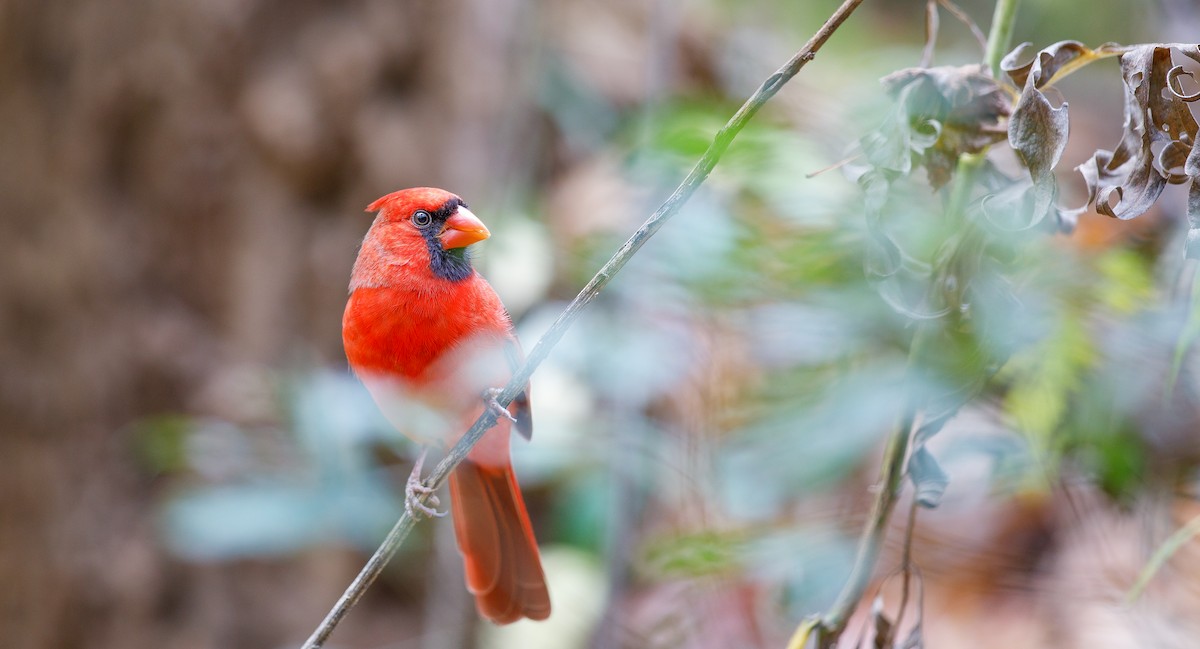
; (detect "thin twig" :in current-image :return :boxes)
[923,0,990,69]
[817,403,919,646]
[921,0,939,68]
[893,495,921,631]
[299,1,866,646]
[937,0,988,54]
[805,152,862,179]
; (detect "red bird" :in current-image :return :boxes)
[342,187,550,624]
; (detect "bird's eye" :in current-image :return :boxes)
[411,210,433,227]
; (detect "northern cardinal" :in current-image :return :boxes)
[342,187,550,623]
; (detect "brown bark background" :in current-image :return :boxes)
[0,1,720,645]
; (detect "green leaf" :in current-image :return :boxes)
[131,415,192,474]
[908,446,949,509]
[642,530,743,578]
[1003,309,1095,451]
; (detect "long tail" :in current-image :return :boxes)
[448,458,551,623]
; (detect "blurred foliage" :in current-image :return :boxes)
[7,0,1200,648]
[156,372,405,558]
[158,30,1200,644]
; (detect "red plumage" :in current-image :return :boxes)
[342,187,550,623]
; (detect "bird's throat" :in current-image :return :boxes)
[427,239,473,282]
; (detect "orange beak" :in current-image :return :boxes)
[439,206,491,249]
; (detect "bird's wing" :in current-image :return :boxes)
[504,337,533,440]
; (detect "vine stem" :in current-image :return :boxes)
[299,1,865,646]
[983,0,1021,77]
[795,0,1024,646]
[805,168,979,649]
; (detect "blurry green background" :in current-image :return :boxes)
[3,1,1199,648]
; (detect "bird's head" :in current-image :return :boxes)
[359,187,490,284]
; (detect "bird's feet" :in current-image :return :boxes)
[405,451,447,520]
[483,387,518,424]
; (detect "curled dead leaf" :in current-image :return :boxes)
[999,42,1200,255]
[877,64,1011,189]
[1072,45,1200,228]
[991,65,1070,230]
[1167,65,1200,101]
[1000,40,1128,90]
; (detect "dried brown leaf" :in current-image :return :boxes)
[1167,65,1200,101]
[992,66,1070,229]
[1080,45,1199,222]
[871,594,895,649]
[999,42,1200,252]
[878,64,1011,189]
[1000,40,1127,89]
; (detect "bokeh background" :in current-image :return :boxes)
[4,1,1200,648]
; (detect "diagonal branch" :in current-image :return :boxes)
[299,1,865,647]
